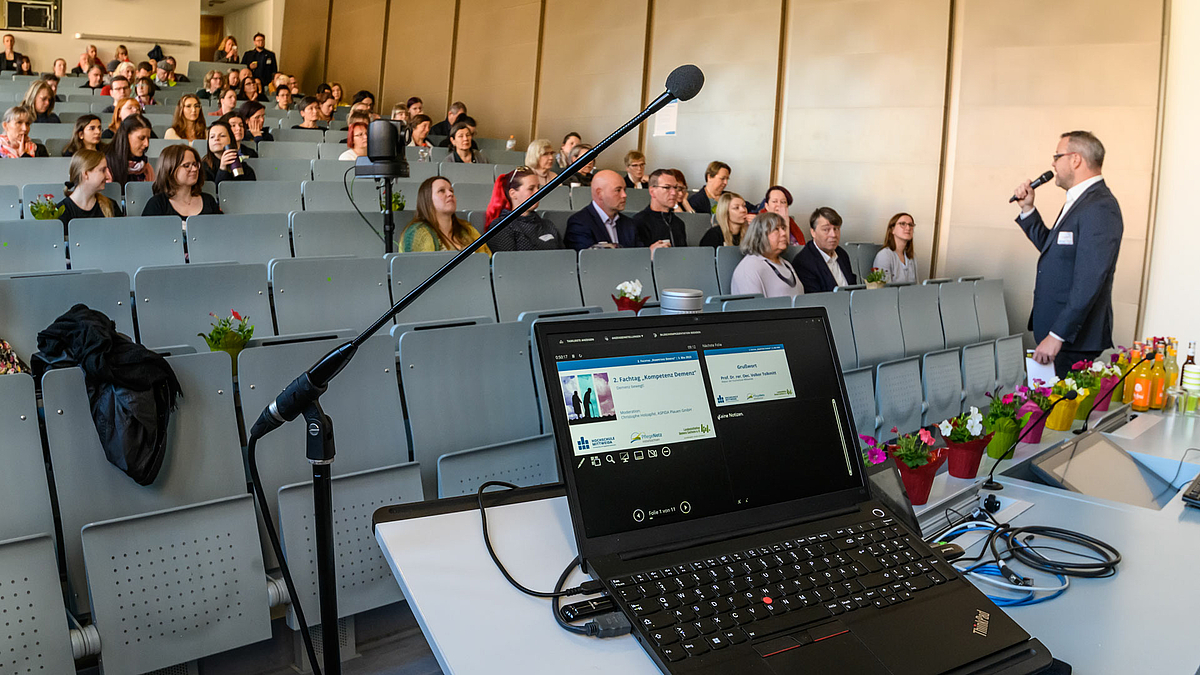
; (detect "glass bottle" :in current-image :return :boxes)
[1149,350,1167,410]
[1124,349,1143,404]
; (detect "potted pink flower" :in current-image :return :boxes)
[199,310,254,375]
[1089,359,1122,413]
[983,391,1032,459]
[937,407,992,479]
[863,267,887,290]
[1014,381,1054,444]
[868,427,943,505]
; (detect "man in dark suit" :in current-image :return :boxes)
[631,169,687,247]
[1013,130,1123,377]
[431,101,466,138]
[241,33,277,87]
[792,206,857,293]
[564,170,641,250]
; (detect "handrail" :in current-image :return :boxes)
[74,32,191,46]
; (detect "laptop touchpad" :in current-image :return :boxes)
[764,629,891,674]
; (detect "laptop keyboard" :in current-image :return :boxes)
[610,518,952,663]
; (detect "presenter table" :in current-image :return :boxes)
[375,413,1200,675]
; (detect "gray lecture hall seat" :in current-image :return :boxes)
[722,296,789,311]
[146,137,191,157]
[897,283,946,356]
[312,157,353,180]
[0,157,70,185]
[842,366,878,439]
[679,212,712,246]
[922,348,964,426]
[186,212,292,264]
[292,210,412,258]
[450,182,493,211]
[0,218,66,274]
[219,180,303,214]
[45,137,70,155]
[438,433,559,498]
[962,340,998,411]
[849,287,905,367]
[974,278,1010,340]
[317,143,349,160]
[624,189,651,212]
[440,161,495,184]
[405,160,442,183]
[406,146,450,163]
[269,255,391,335]
[578,247,655,308]
[794,291,857,370]
[28,123,74,139]
[651,246,720,297]
[939,280,981,348]
[540,209,572,238]
[533,185,572,211]
[387,251,496,324]
[400,321,544,497]
[133,262,274,351]
[21,181,122,217]
[875,357,924,438]
[491,249,583,321]
[257,139,321,159]
[41,351,256,617]
[68,215,186,280]
[704,293,757,311]
[715,246,744,295]
[492,150,526,166]
[123,180,156,215]
[995,334,1026,394]
[302,179,381,212]
[0,185,17,219]
[0,534,77,674]
[0,373,58,543]
[253,156,315,182]
[187,60,230,82]
[0,270,134,361]
[569,185,591,209]
[141,113,174,127]
[272,128,327,144]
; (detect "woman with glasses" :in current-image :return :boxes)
[484,168,563,251]
[730,212,803,298]
[669,169,695,213]
[699,192,747,248]
[525,139,555,186]
[340,122,369,160]
[872,212,918,284]
[21,80,59,123]
[198,70,225,100]
[141,144,222,217]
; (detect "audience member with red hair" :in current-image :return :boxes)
[758,185,805,245]
[340,122,369,160]
[484,169,563,251]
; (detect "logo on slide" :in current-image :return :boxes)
[577,438,590,451]
[630,432,642,443]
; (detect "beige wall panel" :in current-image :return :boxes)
[450,0,541,145]
[643,0,781,200]
[325,0,388,97]
[380,0,456,112]
[535,0,648,172]
[280,0,331,92]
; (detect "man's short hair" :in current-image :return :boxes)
[705,161,730,179]
[562,131,581,145]
[254,32,265,40]
[809,206,842,230]
[39,73,59,84]
[315,83,331,95]
[136,61,151,72]
[624,150,645,167]
[1061,130,1105,170]
[449,101,466,114]
[457,115,476,127]
[110,76,129,86]
[648,168,675,187]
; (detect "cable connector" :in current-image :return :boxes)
[579,580,606,595]
[997,561,1030,586]
[585,611,632,638]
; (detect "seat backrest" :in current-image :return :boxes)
[0,184,17,220]
[715,246,744,294]
[678,213,712,247]
[568,185,590,210]
[186,212,292,264]
[875,357,923,439]
[312,157,354,179]
[405,146,450,163]
[0,373,57,542]
[316,143,349,160]
[539,209,572,238]
[897,283,945,356]
[0,218,65,274]
[68,215,186,279]
[842,366,877,439]
[722,296,789,311]
[387,251,496,324]
[0,270,134,362]
[28,123,75,139]
[146,137,191,158]
[256,139,319,159]
[624,189,650,212]
[450,182,493,211]
[291,210,407,258]
[219,180,302,214]
[187,60,229,83]
[578,247,654,307]
[846,242,881,280]
[123,180,155,215]
[440,162,494,184]
[438,434,558,498]
[253,156,314,182]
[270,255,391,335]
[400,321,542,497]
[22,182,121,218]
[849,287,904,367]
[974,279,1010,340]
[533,186,571,211]
[302,179,381,212]
[651,246,719,298]
[995,335,1025,394]
[133,262,273,350]
[0,158,71,186]
[271,128,326,144]
[962,341,998,411]
[794,292,857,370]
[940,281,981,347]
[922,348,963,426]
[0,534,77,674]
[492,249,582,321]
[41,351,247,613]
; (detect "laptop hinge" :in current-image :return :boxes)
[618,505,861,562]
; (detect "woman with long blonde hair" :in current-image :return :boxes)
[699,192,747,247]
[58,149,123,225]
[164,94,206,141]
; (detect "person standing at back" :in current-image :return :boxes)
[0,34,22,71]
[687,161,729,214]
[1011,130,1123,377]
[241,33,277,87]
[792,206,856,293]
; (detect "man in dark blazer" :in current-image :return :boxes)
[631,169,688,247]
[564,170,641,250]
[793,206,857,294]
[1013,131,1123,377]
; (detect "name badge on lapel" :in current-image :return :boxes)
[1057,231,1074,246]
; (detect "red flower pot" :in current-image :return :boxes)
[943,435,993,479]
[1017,401,1048,444]
[1093,376,1119,412]
[612,295,648,313]
[890,446,945,506]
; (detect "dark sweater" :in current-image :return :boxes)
[140,192,222,218]
[203,158,256,186]
[56,195,124,227]
[487,209,563,251]
[631,207,687,247]
[699,226,737,249]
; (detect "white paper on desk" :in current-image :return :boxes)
[1026,357,1057,387]
[653,101,678,136]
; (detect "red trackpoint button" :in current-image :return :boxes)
[762,596,772,605]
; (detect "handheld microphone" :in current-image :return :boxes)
[981,389,1078,491]
[1074,356,1147,435]
[1009,170,1054,203]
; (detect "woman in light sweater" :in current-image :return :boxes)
[872,212,919,284]
[730,212,803,298]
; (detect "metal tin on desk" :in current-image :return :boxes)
[659,288,703,314]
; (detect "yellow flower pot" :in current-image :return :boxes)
[1045,392,1085,431]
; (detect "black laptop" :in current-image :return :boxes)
[532,308,1054,674]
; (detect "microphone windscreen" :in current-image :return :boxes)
[666,65,704,101]
[1035,170,1054,186]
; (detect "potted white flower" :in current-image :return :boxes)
[612,279,648,312]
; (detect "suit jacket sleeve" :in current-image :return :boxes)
[793,248,826,294]
[563,210,598,251]
[1015,208,1051,251]
[1050,199,1123,342]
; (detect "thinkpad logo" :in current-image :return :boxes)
[972,609,990,637]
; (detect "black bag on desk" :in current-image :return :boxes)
[32,304,182,485]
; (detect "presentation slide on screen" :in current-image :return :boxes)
[703,344,797,407]
[556,351,717,456]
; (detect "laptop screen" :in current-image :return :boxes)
[537,310,865,540]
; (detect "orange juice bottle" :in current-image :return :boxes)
[1149,350,1167,410]
[1130,352,1153,412]
[1124,349,1143,404]
[1165,347,1180,389]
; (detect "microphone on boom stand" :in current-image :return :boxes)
[981,390,1078,491]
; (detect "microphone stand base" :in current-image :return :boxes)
[980,479,1004,491]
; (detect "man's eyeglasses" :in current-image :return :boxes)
[650,183,678,191]
[1052,152,1077,162]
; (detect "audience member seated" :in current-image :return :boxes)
[406,96,423,118]
[242,33,277,85]
[632,169,687,247]
[0,106,48,157]
[22,80,60,123]
[237,101,273,142]
[793,206,856,293]
[1,34,22,71]
[239,76,267,102]
[390,104,407,122]
[218,113,259,158]
[51,58,67,79]
[209,87,238,118]
[153,61,178,88]
[446,120,488,163]
[142,144,222,218]
[58,149,123,226]
[328,82,345,108]
[624,150,648,189]
[134,77,157,107]
[485,168,564,251]
[106,115,155,185]
[731,212,803,298]
[197,70,225,100]
[352,90,375,113]
[555,132,580,170]
[564,144,595,186]
[226,68,240,91]
[431,101,466,137]
[399,176,491,255]
[700,192,746,247]
[40,73,62,102]
[274,85,293,111]
[525,139,555,186]
[166,57,189,83]
[339,122,368,160]
[135,61,153,81]
[106,44,129,73]
[873,212,918,284]
[80,65,104,92]
[101,76,131,113]
[102,97,144,140]
[292,96,327,130]
[215,36,239,63]
[670,169,695,212]
[164,94,206,141]
[203,120,255,185]
[688,160,730,214]
[759,185,805,245]
[564,170,639,250]
[270,72,290,94]
[408,114,433,147]
[316,92,337,123]
[16,56,31,75]
[63,114,103,157]
[72,44,106,75]
[109,62,135,92]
